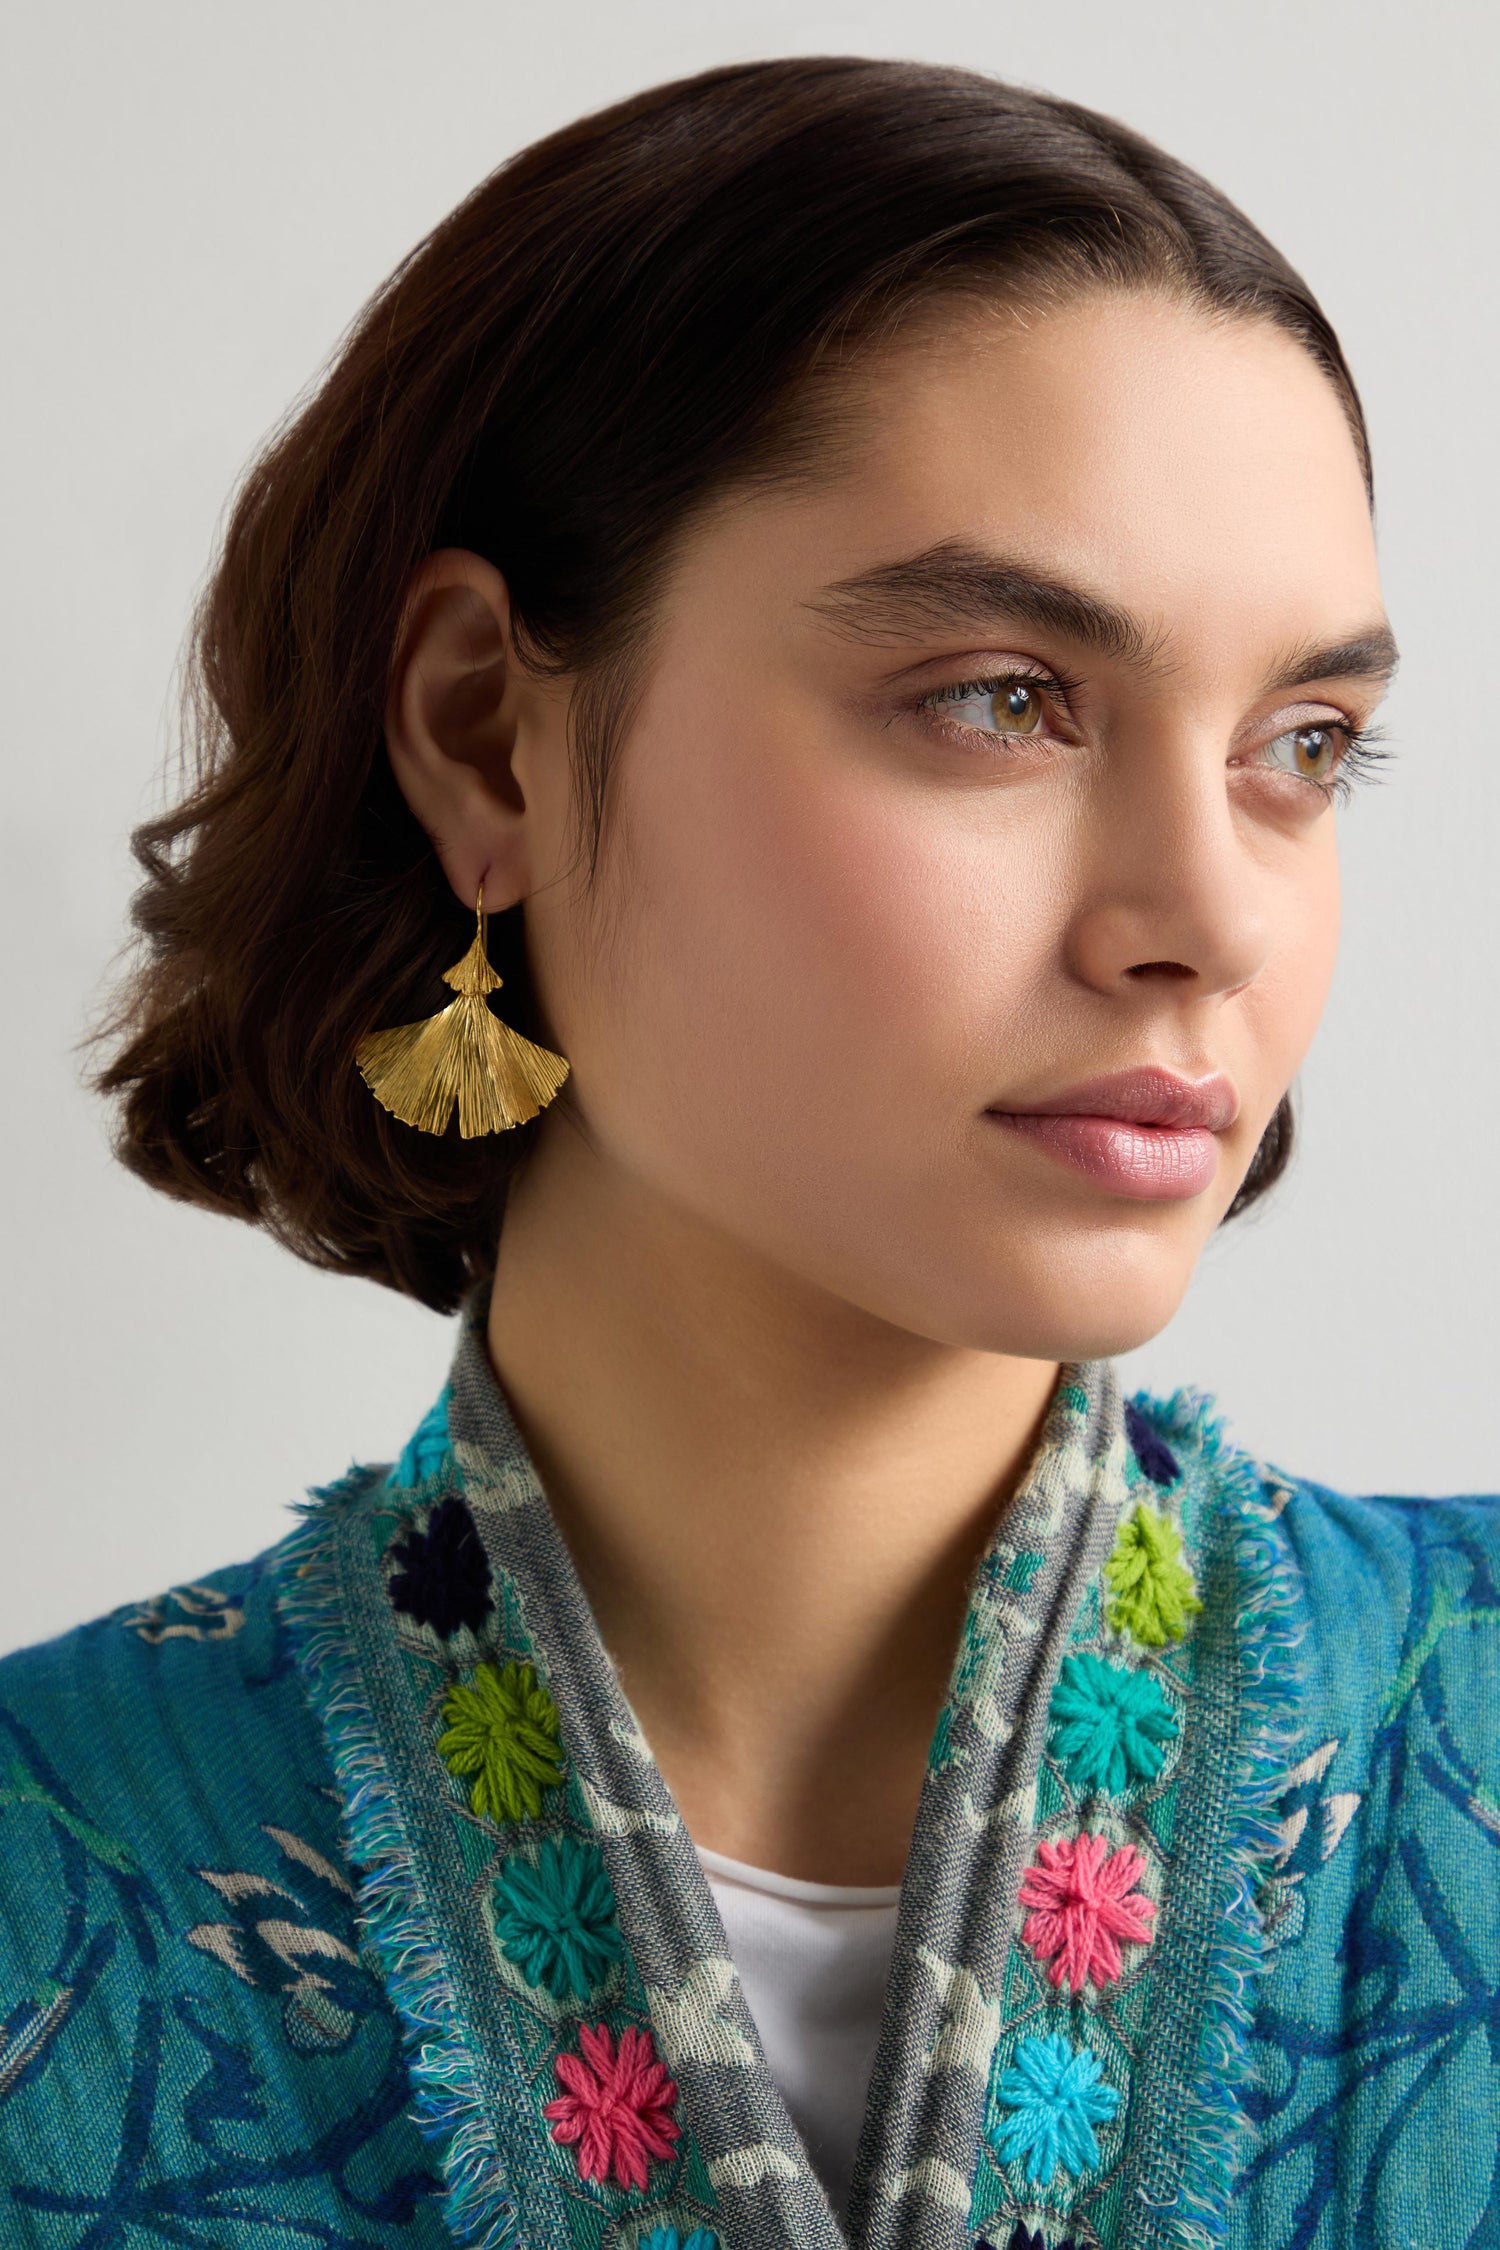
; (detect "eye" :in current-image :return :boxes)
[1259,721,1348,786]
[923,670,1066,739]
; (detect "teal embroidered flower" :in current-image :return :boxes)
[639,2230,720,2250]
[989,2030,1120,2186]
[1048,1651,1179,1795]
[1104,1502,1203,1647]
[436,1659,567,1820]
[492,1834,624,1999]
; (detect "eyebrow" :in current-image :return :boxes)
[804,540,1401,697]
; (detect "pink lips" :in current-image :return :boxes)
[985,1068,1239,1201]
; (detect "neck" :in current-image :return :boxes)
[485,1130,1061,1885]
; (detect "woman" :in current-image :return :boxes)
[1,52,1493,2250]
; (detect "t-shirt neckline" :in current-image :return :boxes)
[694,1840,903,1909]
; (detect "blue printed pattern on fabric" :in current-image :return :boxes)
[0,1552,447,2247]
[1226,1483,1500,2250]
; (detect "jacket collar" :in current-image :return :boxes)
[274,1279,1292,2250]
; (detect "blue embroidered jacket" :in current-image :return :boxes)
[0,1295,1495,2250]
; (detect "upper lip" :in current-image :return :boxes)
[988,1067,1239,1132]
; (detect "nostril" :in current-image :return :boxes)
[1125,960,1197,981]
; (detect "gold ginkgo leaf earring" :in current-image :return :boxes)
[354,881,570,1137]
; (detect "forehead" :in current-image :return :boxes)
[683,289,1384,677]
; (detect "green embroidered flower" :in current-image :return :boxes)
[1104,1503,1203,1647]
[436,1659,567,1820]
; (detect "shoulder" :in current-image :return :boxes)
[0,1536,331,1848]
[1126,1378,1500,1584]
[0,1458,403,1815]
[1126,1383,1499,1749]
[1126,1393,1500,2240]
[0,1523,445,2242]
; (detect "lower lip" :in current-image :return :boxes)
[985,1111,1220,1200]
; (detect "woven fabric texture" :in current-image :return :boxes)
[0,1282,1495,2249]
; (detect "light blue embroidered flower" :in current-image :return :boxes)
[492,1834,624,1999]
[638,2230,720,2250]
[1048,1651,1179,1795]
[988,2030,1120,2186]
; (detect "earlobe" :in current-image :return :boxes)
[384,548,526,912]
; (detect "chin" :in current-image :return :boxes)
[1028,1298,1187,1365]
[901,1212,1208,1363]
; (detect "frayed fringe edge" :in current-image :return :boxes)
[1132,1389,1312,2250]
[270,1472,525,2250]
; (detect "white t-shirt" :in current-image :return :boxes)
[696,1843,902,2223]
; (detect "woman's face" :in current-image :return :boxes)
[515,289,1394,1359]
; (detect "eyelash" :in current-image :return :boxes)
[918,664,1395,806]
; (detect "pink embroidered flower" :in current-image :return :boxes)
[1018,1831,1157,1993]
[541,2020,681,2190]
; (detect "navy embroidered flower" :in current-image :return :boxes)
[1048,1650,1179,1795]
[491,1834,624,2000]
[386,1496,493,1637]
[989,2030,1120,2186]
[1005,2228,1080,2250]
[1125,1398,1181,1487]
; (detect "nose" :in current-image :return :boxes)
[1065,736,1274,1003]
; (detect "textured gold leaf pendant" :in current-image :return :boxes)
[354,894,570,1138]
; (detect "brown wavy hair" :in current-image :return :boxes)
[90,55,1364,1312]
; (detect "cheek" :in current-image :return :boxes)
[573,701,1061,1176]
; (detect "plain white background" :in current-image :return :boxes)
[2,0,1495,1656]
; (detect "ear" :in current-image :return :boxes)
[384,548,536,913]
